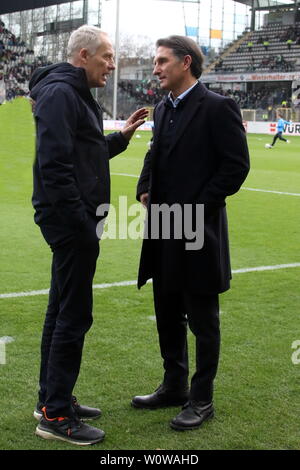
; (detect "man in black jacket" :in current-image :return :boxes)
[131,36,250,431]
[30,25,147,445]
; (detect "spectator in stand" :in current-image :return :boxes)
[286,39,293,50]
[249,56,255,71]
[263,39,270,51]
[260,55,270,68]
[215,58,223,72]
[247,40,253,52]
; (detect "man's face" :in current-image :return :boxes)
[83,34,115,88]
[153,46,185,92]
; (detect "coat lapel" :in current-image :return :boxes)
[166,82,207,156]
[152,82,207,158]
[151,82,208,163]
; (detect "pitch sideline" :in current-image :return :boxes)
[0,263,299,300]
[111,173,300,197]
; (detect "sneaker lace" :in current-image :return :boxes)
[56,415,82,437]
[42,406,82,437]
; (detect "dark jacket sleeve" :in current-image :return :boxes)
[35,84,88,229]
[199,98,250,206]
[105,131,128,158]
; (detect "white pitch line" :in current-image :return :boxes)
[111,172,139,178]
[111,173,300,197]
[0,289,50,298]
[93,280,137,289]
[242,187,300,197]
[232,263,300,273]
[0,263,299,300]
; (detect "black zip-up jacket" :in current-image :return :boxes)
[29,62,128,230]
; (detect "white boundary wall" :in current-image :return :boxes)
[104,120,154,131]
[104,120,300,136]
[244,121,300,136]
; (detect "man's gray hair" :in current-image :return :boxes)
[67,25,105,58]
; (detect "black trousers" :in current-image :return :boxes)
[38,218,99,418]
[272,132,287,146]
[152,277,220,403]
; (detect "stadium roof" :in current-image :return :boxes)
[235,0,297,7]
[0,0,298,16]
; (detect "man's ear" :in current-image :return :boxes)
[183,55,192,71]
[78,48,89,63]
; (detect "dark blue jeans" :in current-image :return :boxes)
[38,219,100,418]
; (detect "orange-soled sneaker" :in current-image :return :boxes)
[35,407,105,446]
[33,395,101,421]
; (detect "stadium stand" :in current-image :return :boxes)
[203,86,291,111]
[0,18,50,101]
[116,79,293,114]
[116,75,292,113]
[210,23,300,75]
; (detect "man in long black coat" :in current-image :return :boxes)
[131,36,250,431]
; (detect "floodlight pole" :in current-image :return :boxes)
[113,0,120,120]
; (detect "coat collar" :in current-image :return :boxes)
[153,81,208,156]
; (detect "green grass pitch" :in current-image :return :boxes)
[0,98,299,450]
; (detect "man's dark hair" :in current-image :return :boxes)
[156,35,204,79]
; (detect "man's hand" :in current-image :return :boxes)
[140,192,149,208]
[30,98,36,113]
[121,108,149,141]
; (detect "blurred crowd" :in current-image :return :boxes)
[119,79,166,107]
[0,19,51,102]
[209,86,291,110]
[118,79,292,111]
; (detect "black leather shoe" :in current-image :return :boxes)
[170,401,214,431]
[131,384,189,409]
